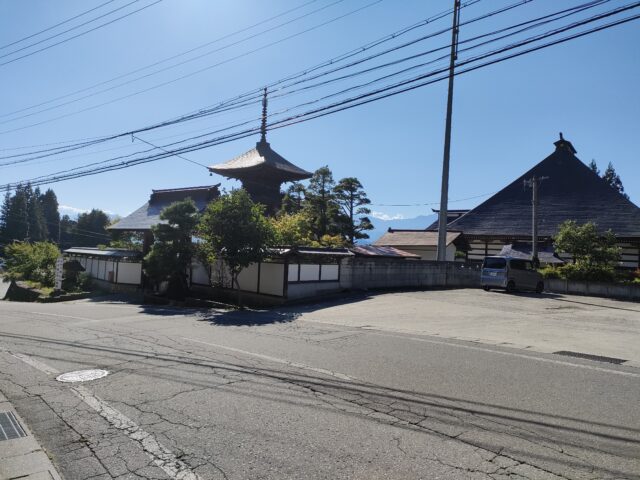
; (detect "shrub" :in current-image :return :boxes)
[4,241,60,287]
[538,265,561,279]
[557,262,617,283]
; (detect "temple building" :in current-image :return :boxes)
[208,90,312,213]
[430,135,640,267]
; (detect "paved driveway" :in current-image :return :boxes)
[291,289,640,367]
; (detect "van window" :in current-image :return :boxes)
[483,257,506,269]
[510,259,525,270]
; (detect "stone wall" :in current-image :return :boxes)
[545,278,640,301]
[341,258,481,291]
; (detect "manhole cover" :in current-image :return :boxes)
[56,369,109,383]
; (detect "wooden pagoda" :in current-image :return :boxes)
[208,90,312,213]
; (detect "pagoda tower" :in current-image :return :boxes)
[208,89,312,213]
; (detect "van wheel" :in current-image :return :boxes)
[506,281,515,293]
[483,286,491,291]
[536,282,544,294]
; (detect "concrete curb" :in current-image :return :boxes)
[0,390,63,480]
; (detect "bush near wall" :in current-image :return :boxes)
[4,241,60,287]
[539,263,628,284]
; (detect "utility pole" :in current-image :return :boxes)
[437,0,461,262]
[524,175,548,266]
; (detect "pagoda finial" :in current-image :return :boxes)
[559,132,564,141]
[260,87,268,144]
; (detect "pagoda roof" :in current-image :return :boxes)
[208,141,312,182]
[439,137,640,238]
[109,184,220,231]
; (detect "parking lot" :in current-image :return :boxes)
[294,288,640,367]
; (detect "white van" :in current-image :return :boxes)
[481,256,544,293]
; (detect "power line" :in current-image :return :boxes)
[1,1,636,190]
[131,135,209,169]
[0,0,474,152]
[0,0,118,51]
[0,0,163,68]
[5,5,637,193]
[0,0,337,124]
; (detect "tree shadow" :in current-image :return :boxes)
[195,308,299,326]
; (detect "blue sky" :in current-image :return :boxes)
[1,0,638,223]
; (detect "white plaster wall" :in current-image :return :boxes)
[299,264,320,282]
[190,262,210,285]
[237,263,259,292]
[259,263,285,296]
[117,263,142,285]
[321,264,339,281]
[288,264,299,282]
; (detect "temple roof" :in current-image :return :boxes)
[439,137,640,238]
[373,230,461,247]
[109,185,220,231]
[208,141,312,183]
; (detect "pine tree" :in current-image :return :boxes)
[27,186,48,242]
[304,166,339,240]
[588,159,600,176]
[601,162,629,200]
[3,186,29,242]
[39,189,60,243]
[75,209,110,247]
[0,192,11,244]
[333,177,374,245]
[281,182,306,214]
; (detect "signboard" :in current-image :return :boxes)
[54,256,64,291]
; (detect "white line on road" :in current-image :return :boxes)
[29,311,98,322]
[182,337,353,381]
[363,331,640,378]
[8,352,202,480]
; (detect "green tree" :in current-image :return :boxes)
[588,159,600,176]
[4,241,60,287]
[304,166,339,240]
[59,215,77,249]
[270,211,315,246]
[75,209,110,247]
[601,162,629,200]
[143,199,199,299]
[39,189,60,243]
[27,187,48,242]
[0,192,11,244]
[281,182,306,214]
[333,177,374,245]
[197,189,274,307]
[554,220,620,267]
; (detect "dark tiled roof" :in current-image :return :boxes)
[426,210,470,230]
[373,230,461,247]
[351,245,420,258]
[445,138,640,238]
[109,185,220,231]
[209,141,312,182]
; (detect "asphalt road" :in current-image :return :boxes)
[0,292,638,480]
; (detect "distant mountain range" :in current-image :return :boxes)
[365,214,437,244]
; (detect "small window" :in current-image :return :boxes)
[510,259,525,270]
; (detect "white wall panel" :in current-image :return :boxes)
[117,263,142,285]
[320,264,339,281]
[300,264,320,282]
[259,263,285,296]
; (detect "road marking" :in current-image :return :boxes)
[29,311,97,322]
[10,352,60,375]
[182,337,353,381]
[9,352,201,480]
[363,331,640,378]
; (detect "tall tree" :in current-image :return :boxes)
[197,189,274,307]
[333,177,374,245]
[588,159,600,176]
[27,187,48,242]
[281,182,306,214]
[59,215,77,249]
[0,192,11,244]
[75,209,110,247]
[1,186,29,242]
[601,162,629,200]
[39,189,60,243]
[144,199,199,299]
[304,166,338,240]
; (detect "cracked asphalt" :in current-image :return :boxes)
[0,292,638,479]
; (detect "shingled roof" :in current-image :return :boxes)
[441,137,640,238]
[109,185,220,231]
[373,230,461,247]
[208,141,312,182]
